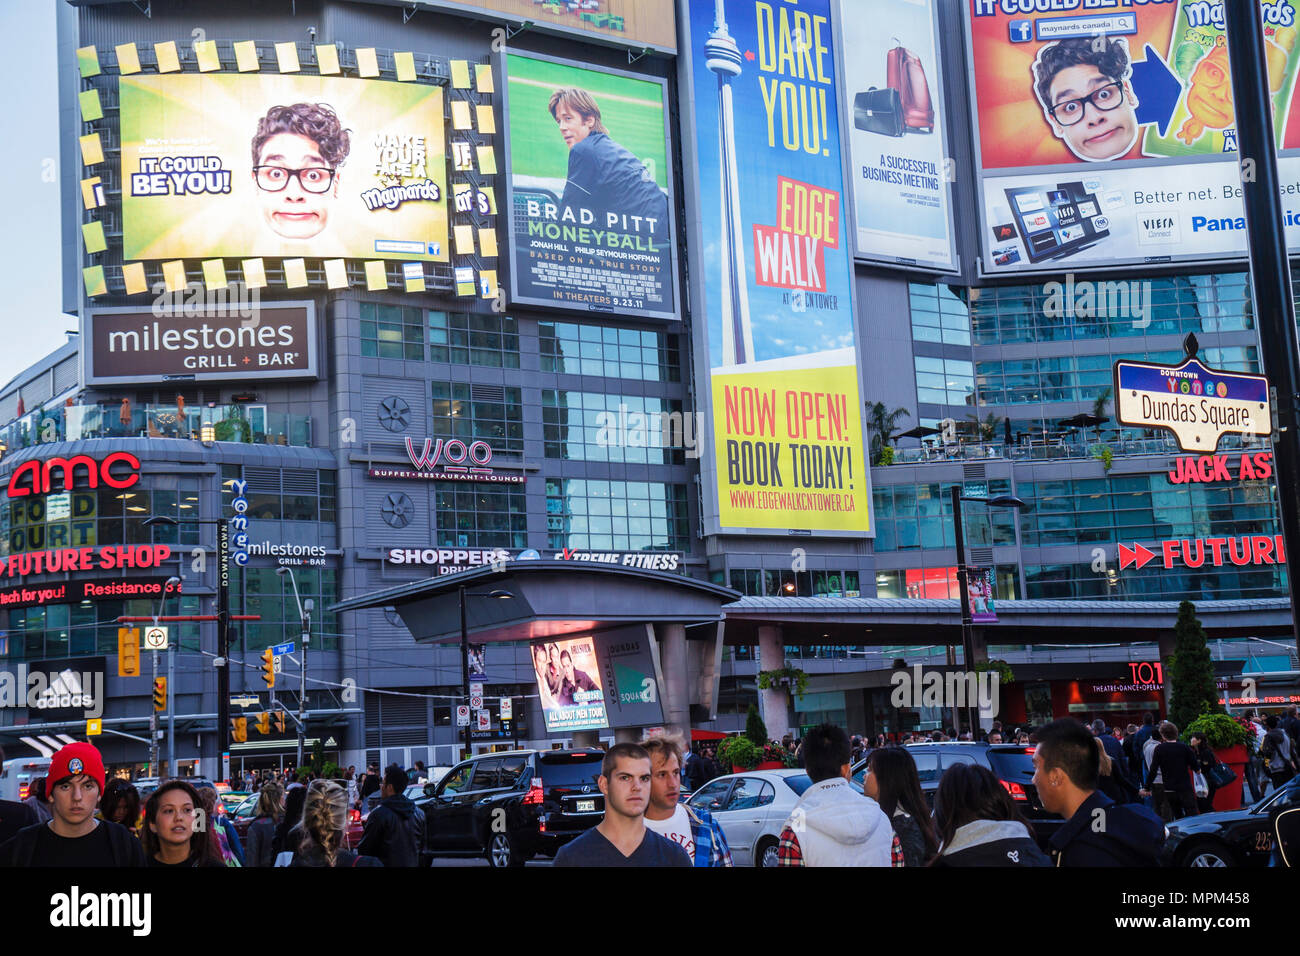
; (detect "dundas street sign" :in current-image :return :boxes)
[1114,352,1271,454]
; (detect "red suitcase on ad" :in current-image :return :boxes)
[886,42,935,133]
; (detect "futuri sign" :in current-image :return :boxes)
[7,452,140,498]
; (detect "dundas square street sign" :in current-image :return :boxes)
[1114,355,1271,454]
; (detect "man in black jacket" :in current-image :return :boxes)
[1141,721,1200,819]
[356,764,425,867]
[1034,719,1166,866]
[0,746,37,847]
[0,742,145,867]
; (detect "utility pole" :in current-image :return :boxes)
[1225,4,1300,657]
[217,521,231,784]
[298,599,312,767]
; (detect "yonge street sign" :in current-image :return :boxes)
[1115,355,1271,453]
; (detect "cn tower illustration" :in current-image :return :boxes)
[707,0,755,366]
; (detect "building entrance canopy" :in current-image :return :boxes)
[331,561,740,644]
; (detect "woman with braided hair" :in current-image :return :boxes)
[289,780,383,867]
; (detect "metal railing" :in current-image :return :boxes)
[0,404,312,453]
[887,435,1268,465]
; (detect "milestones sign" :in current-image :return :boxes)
[1114,349,1271,454]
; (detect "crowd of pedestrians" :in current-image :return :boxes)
[3,705,1298,868]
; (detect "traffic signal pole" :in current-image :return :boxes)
[149,649,158,772]
[1225,4,1300,656]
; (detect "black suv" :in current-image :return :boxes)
[414,748,605,866]
[851,742,1063,847]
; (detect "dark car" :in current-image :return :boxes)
[851,742,1063,847]
[414,748,606,867]
[1162,776,1300,867]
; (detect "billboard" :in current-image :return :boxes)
[532,636,608,732]
[119,74,448,262]
[967,0,1300,275]
[84,304,317,384]
[501,52,678,320]
[838,0,957,271]
[680,0,871,535]
[425,0,676,52]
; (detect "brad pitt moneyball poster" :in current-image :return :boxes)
[501,52,678,320]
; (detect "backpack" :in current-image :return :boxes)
[886,41,935,132]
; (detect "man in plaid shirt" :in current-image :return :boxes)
[775,723,901,866]
[641,735,732,866]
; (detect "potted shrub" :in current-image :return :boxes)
[1184,711,1253,811]
[717,735,758,773]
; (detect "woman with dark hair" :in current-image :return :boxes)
[863,747,938,867]
[1189,732,1219,814]
[274,782,309,861]
[930,763,1050,867]
[141,780,224,867]
[99,779,141,837]
[245,780,284,867]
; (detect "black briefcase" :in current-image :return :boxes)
[854,87,905,137]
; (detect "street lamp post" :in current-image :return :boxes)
[149,575,181,776]
[950,488,1029,737]
[457,586,513,762]
[277,566,312,767]
[144,514,235,782]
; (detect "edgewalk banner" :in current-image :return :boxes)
[120,74,448,262]
[680,0,871,536]
[501,52,678,320]
[967,0,1300,275]
[838,0,957,272]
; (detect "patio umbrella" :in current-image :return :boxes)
[15,396,23,417]
[176,395,185,415]
[119,398,131,426]
[893,425,941,441]
[1057,412,1109,429]
[1003,418,1013,445]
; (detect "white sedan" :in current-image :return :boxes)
[686,769,815,867]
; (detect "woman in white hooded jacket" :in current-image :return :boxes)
[930,763,1050,867]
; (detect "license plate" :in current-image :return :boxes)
[575,799,596,812]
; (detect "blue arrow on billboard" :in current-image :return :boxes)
[1131,44,1182,137]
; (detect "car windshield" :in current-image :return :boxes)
[987,749,1036,783]
[783,774,813,796]
[537,755,602,788]
[1252,779,1299,814]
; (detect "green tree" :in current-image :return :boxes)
[1168,600,1221,730]
[1092,386,1112,421]
[745,704,768,747]
[866,401,910,466]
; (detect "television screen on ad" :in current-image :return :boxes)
[119,73,448,262]
[966,0,1300,274]
[531,636,608,732]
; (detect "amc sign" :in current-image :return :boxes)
[7,452,140,499]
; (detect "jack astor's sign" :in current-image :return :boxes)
[1167,452,1273,484]
[367,437,526,485]
[83,304,318,384]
